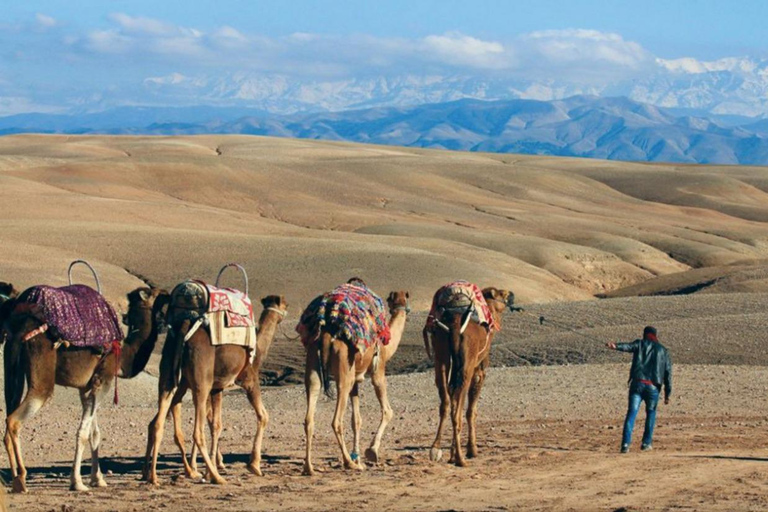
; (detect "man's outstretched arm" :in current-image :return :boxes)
[606,340,639,352]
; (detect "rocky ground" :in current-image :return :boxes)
[5,363,768,512]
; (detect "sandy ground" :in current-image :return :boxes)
[5,364,768,512]
[2,135,768,511]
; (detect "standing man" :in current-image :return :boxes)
[606,326,672,453]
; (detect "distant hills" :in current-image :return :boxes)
[3,95,768,165]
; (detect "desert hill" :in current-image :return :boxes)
[1,134,767,375]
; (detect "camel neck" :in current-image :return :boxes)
[382,310,407,361]
[255,313,281,367]
[120,310,159,378]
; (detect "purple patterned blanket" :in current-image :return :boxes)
[17,284,122,349]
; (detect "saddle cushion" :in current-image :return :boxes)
[168,280,256,351]
[296,283,390,352]
[425,280,497,332]
[17,284,122,349]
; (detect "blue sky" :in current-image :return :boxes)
[1,1,767,115]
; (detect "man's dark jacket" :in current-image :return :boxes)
[616,338,672,399]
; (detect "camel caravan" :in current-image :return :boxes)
[0,260,517,493]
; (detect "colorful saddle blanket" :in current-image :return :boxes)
[425,280,497,332]
[17,284,122,349]
[297,283,390,352]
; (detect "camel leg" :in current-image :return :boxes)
[5,391,48,494]
[190,395,210,473]
[244,379,268,476]
[466,366,486,459]
[449,378,472,467]
[71,385,103,491]
[303,349,322,476]
[429,358,450,462]
[350,381,365,469]
[168,381,202,480]
[87,400,109,488]
[331,342,357,470]
[365,364,393,464]
[209,390,226,474]
[191,385,226,485]
[145,388,175,485]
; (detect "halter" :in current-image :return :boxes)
[266,306,287,318]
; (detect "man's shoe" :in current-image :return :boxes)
[620,445,629,454]
[641,444,653,451]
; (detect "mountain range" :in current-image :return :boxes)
[3,95,768,165]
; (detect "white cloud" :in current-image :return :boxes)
[35,13,57,29]
[517,29,653,80]
[422,33,509,69]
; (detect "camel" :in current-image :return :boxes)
[143,294,288,485]
[425,286,514,467]
[302,289,410,476]
[0,286,170,493]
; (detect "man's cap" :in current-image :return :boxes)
[643,326,657,337]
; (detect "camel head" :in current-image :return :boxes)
[482,287,515,314]
[259,295,288,324]
[120,286,170,378]
[0,282,18,303]
[387,290,411,315]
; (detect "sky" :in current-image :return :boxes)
[1,1,767,115]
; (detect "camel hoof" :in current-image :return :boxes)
[467,446,478,459]
[209,474,227,485]
[364,448,380,464]
[454,458,468,468]
[145,475,160,486]
[357,461,367,471]
[70,481,90,492]
[429,448,443,462]
[217,464,227,473]
[302,464,315,477]
[186,470,203,481]
[90,477,108,488]
[246,463,263,477]
[11,477,28,494]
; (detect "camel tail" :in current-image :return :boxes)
[447,312,466,394]
[319,331,334,398]
[4,336,25,415]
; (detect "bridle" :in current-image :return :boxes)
[266,306,287,318]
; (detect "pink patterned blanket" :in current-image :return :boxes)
[200,281,254,327]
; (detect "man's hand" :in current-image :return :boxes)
[606,342,617,350]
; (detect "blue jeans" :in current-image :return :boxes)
[621,381,660,448]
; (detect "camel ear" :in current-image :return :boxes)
[405,291,410,299]
[387,292,395,302]
[277,295,287,308]
[138,289,150,302]
[482,287,498,300]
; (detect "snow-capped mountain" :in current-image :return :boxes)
[134,57,768,118]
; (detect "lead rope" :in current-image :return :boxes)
[111,340,122,405]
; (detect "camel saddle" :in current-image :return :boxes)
[425,280,497,333]
[168,280,256,354]
[296,282,390,353]
[14,284,122,351]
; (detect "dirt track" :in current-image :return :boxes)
[5,364,768,512]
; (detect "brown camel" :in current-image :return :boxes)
[0,286,170,493]
[302,290,410,476]
[143,294,288,485]
[426,287,514,467]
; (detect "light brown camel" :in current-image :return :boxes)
[143,294,288,485]
[426,287,514,467]
[0,286,170,493]
[302,290,410,476]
